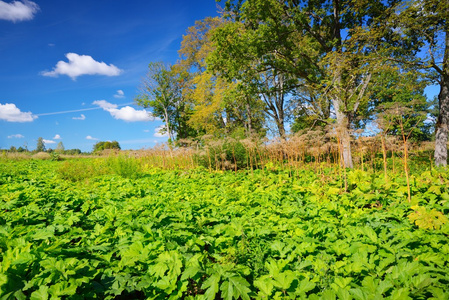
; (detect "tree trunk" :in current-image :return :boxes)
[276,117,286,139]
[333,98,354,168]
[435,79,449,167]
[434,25,449,167]
[164,110,174,142]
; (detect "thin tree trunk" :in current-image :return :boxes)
[245,101,253,135]
[163,109,174,143]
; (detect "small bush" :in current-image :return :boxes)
[51,152,62,161]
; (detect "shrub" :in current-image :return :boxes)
[106,155,143,179]
[195,137,255,171]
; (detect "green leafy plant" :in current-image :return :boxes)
[1,159,449,298]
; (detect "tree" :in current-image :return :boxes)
[395,0,449,166]
[179,17,266,137]
[93,141,121,152]
[214,0,402,168]
[209,19,299,139]
[56,141,65,153]
[372,66,431,142]
[36,137,45,152]
[136,62,194,142]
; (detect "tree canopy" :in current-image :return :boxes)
[132,0,446,167]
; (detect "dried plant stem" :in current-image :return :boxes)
[399,119,411,203]
[381,134,388,183]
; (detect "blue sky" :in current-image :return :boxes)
[0,0,219,152]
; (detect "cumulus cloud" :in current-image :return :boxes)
[114,90,125,98]
[93,100,154,122]
[43,139,56,144]
[41,53,123,80]
[72,114,86,120]
[154,125,169,137]
[0,0,39,22]
[8,133,24,138]
[86,135,98,140]
[53,134,61,139]
[0,103,36,122]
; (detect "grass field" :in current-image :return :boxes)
[1,157,449,299]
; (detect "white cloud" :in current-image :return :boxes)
[0,103,36,122]
[41,53,123,80]
[143,129,150,133]
[86,135,99,140]
[154,125,169,137]
[93,100,154,122]
[93,100,116,110]
[53,134,61,139]
[43,139,56,144]
[114,89,125,98]
[72,114,86,120]
[7,133,24,138]
[0,0,39,22]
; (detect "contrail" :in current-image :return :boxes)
[34,102,134,117]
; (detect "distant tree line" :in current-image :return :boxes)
[5,138,82,155]
[5,138,122,154]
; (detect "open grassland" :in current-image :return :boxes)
[1,158,449,299]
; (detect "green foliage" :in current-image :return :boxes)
[106,155,143,179]
[1,159,449,299]
[374,67,432,142]
[50,152,61,161]
[64,149,82,155]
[93,141,121,152]
[56,159,108,181]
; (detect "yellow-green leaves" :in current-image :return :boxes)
[409,206,448,230]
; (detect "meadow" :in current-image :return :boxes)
[1,152,449,299]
